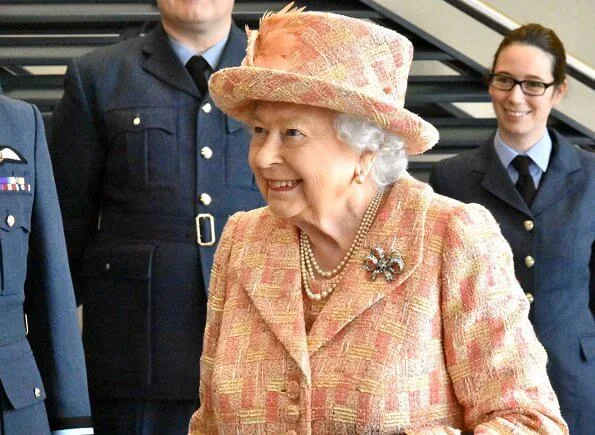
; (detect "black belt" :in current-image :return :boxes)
[99,211,216,246]
[0,308,27,346]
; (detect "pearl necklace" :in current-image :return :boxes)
[299,189,383,301]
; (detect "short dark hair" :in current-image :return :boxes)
[492,24,567,85]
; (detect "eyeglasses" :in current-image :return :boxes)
[489,73,556,96]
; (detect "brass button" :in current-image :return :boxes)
[34,387,41,398]
[200,193,212,206]
[200,146,213,160]
[104,263,111,271]
[284,404,300,423]
[201,102,212,113]
[525,292,534,303]
[285,380,300,399]
[524,256,535,268]
[133,116,141,126]
[6,214,15,228]
[523,220,534,231]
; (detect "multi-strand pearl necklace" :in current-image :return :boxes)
[299,189,384,301]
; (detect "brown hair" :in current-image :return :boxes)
[492,23,567,84]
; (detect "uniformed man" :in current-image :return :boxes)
[0,95,92,434]
[49,0,265,433]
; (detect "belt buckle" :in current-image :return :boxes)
[196,213,216,246]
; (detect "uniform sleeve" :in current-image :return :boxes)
[431,203,567,434]
[189,213,242,434]
[24,103,93,433]
[49,58,105,305]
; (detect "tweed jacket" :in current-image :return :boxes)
[429,130,594,434]
[190,174,567,434]
[0,95,91,433]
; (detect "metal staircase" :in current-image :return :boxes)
[1,0,593,181]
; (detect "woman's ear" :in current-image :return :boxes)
[552,79,568,105]
[359,150,378,178]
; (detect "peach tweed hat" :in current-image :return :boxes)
[209,3,439,155]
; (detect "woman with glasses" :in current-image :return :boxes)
[431,24,595,434]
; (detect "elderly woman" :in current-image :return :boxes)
[189,5,567,434]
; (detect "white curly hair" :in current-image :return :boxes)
[334,114,408,187]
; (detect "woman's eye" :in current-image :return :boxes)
[525,81,545,90]
[253,126,265,134]
[285,129,303,137]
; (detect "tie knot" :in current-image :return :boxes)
[186,55,210,75]
[511,155,533,175]
[186,56,211,96]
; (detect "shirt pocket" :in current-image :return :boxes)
[104,107,178,190]
[0,194,32,295]
[225,116,259,191]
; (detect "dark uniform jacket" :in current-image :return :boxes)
[0,95,91,434]
[429,129,595,434]
[49,23,265,401]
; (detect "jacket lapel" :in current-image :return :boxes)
[142,24,199,98]
[142,23,248,100]
[476,139,531,215]
[307,174,429,356]
[242,215,311,384]
[531,130,582,216]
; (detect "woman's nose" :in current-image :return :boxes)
[253,135,283,168]
[507,83,526,102]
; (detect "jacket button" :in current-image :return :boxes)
[200,193,212,206]
[523,220,534,231]
[6,214,15,227]
[104,263,111,271]
[284,404,300,423]
[525,292,534,303]
[524,256,535,268]
[201,102,212,113]
[285,380,300,399]
[34,387,41,398]
[200,146,213,159]
[132,116,141,126]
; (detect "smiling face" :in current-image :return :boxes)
[489,43,566,151]
[248,102,363,226]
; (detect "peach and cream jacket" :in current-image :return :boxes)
[190,174,567,434]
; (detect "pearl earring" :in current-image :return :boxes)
[355,171,365,184]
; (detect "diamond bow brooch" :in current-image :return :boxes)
[363,245,405,282]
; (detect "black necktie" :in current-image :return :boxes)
[511,155,536,205]
[186,55,210,97]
